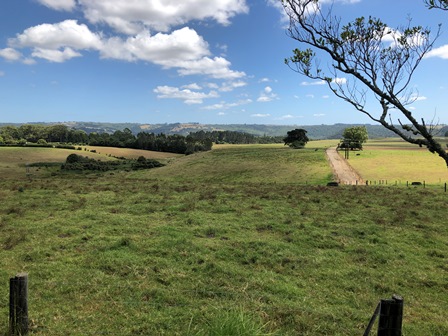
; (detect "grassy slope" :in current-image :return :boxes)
[347,140,448,184]
[0,143,447,335]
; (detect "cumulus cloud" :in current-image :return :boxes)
[220,80,247,92]
[182,83,202,90]
[37,0,76,11]
[3,1,247,82]
[78,0,249,34]
[32,47,82,63]
[203,98,252,110]
[100,27,210,64]
[301,80,326,86]
[257,86,278,102]
[154,85,219,104]
[0,48,35,64]
[426,44,448,59]
[251,113,271,118]
[176,57,246,79]
[0,48,23,61]
[10,20,102,51]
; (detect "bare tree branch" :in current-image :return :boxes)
[425,0,448,10]
[282,0,448,166]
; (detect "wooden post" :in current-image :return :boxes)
[9,273,28,336]
[377,295,403,336]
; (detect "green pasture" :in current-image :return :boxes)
[347,139,448,184]
[138,144,334,185]
[0,143,447,335]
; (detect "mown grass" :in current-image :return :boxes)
[0,143,447,335]
[348,139,448,185]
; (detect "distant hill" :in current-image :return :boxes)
[1,121,446,139]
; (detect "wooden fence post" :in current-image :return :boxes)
[377,295,403,336]
[9,273,28,336]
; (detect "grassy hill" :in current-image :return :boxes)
[4,121,441,139]
[0,144,447,335]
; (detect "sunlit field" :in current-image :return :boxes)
[0,143,447,335]
[346,139,448,185]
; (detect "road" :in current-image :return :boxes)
[326,147,364,185]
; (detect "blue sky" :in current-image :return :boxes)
[0,0,447,125]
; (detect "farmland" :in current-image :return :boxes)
[0,141,447,335]
[348,139,448,185]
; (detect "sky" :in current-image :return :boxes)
[0,0,448,125]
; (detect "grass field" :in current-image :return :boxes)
[0,143,447,335]
[347,139,448,185]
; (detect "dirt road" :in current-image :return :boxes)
[326,147,364,185]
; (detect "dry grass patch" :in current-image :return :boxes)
[348,140,448,184]
[84,146,182,160]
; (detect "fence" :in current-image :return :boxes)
[7,274,404,336]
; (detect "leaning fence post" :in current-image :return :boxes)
[9,273,28,336]
[378,295,403,336]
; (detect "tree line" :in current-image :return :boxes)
[0,124,283,155]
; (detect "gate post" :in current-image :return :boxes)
[9,273,28,336]
[378,295,403,336]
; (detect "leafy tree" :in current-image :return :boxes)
[425,0,448,10]
[283,128,309,148]
[281,0,448,167]
[340,126,368,150]
[48,125,69,143]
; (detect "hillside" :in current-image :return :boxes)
[4,121,444,139]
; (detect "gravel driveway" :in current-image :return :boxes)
[326,147,364,185]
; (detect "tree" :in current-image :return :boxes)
[425,0,448,10]
[281,0,448,167]
[339,126,368,150]
[283,129,309,148]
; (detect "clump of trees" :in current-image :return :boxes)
[281,0,448,167]
[62,154,164,172]
[338,126,368,150]
[283,129,309,148]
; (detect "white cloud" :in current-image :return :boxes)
[220,80,247,92]
[37,0,76,11]
[79,0,249,34]
[251,113,271,118]
[32,47,82,62]
[410,94,427,102]
[203,98,252,110]
[277,114,295,120]
[332,77,347,85]
[182,83,202,90]
[301,80,326,86]
[10,20,102,51]
[306,94,315,99]
[3,3,247,81]
[0,71,4,77]
[426,45,448,59]
[154,85,219,104]
[101,28,210,65]
[257,86,278,102]
[0,48,35,64]
[322,95,330,99]
[314,113,326,117]
[176,57,246,79]
[0,48,22,61]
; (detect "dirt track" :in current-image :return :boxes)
[326,147,364,185]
